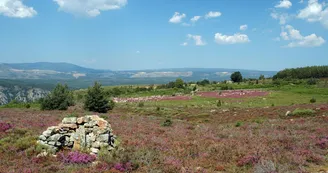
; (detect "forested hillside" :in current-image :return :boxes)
[273,66,328,79]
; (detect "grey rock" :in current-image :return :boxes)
[97,134,109,143]
[48,141,55,146]
[48,134,63,142]
[62,117,77,124]
[92,141,100,148]
[39,135,47,141]
[90,148,99,154]
[42,130,52,137]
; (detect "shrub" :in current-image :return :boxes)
[25,103,31,109]
[307,78,318,85]
[137,102,144,107]
[310,97,316,103]
[237,154,260,167]
[235,121,243,127]
[84,82,114,113]
[161,119,173,127]
[41,84,74,110]
[0,122,13,132]
[291,108,316,117]
[0,129,36,152]
[57,151,96,164]
[156,107,161,111]
[217,100,222,107]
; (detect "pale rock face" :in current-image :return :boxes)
[37,115,116,155]
[0,86,49,105]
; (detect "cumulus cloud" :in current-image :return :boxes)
[297,0,328,28]
[191,15,201,23]
[271,12,292,25]
[275,0,292,8]
[169,12,186,23]
[53,0,127,17]
[214,33,250,44]
[180,42,188,46]
[240,24,248,31]
[187,34,206,46]
[205,11,221,19]
[280,25,325,47]
[0,0,37,18]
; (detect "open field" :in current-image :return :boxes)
[1,82,328,173]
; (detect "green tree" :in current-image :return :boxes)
[259,74,265,80]
[230,71,243,83]
[175,78,184,89]
[41,84,74,110]
[84,82,114,113]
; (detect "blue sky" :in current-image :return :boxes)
[0,0,327,71]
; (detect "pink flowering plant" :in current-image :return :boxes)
[57,151,96,164]
[0,122,13,132]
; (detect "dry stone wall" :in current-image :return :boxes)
[37,115,116,155]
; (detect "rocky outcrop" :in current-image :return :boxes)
[0,86,49,105]
[37,115,117,155]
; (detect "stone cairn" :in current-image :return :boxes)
[37,115,116,155]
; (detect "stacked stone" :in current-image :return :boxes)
[37,115,116,155]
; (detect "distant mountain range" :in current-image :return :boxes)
[0,62,277,105]
[0,62,277,83]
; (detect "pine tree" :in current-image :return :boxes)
[84,82,114,113]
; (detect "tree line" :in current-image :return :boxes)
[273,66,328,80]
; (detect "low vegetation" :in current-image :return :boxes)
[1,69,328,172]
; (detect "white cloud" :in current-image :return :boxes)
[270,12,291,24]
[181,22,191,27]
[214,33,250,44]
[0,0,37,18]
[240,24,248,31]
[299,0,304,3]
[53,0,127,17]
[180,42,188,46]
[205,11,221,19]
[297,0,328,28]
[187,34,206,46]
[169,12,186,23]
[280,25,325,47]
[191,15,201,23]
[275,0,292,8]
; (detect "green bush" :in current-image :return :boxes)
[217,100,222,107]
[291,108,316,117]
[25,103,31,109]
[235,121,243,127]
[307,78,318,85]
[84,82,114,113]
[0,129,36,152]
[310,97,316,103]
[161,119,173,127]
[137,102,144,107]
[40,84,74,110]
